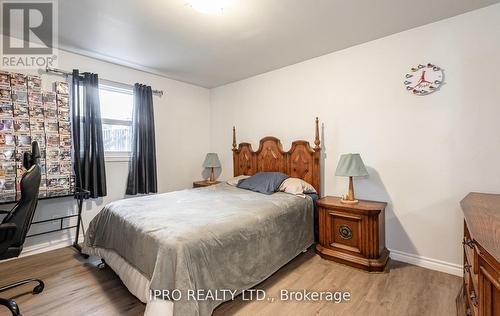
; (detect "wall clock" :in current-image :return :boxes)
[404,63,443,95]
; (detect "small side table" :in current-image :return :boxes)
[315,196,389,272]
[193,180,222,188]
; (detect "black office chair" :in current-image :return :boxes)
[0,142,43,316]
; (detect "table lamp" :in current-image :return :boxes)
[335,153,368,204]
[203,153,221,183]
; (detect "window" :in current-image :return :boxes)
[99,84,134,156]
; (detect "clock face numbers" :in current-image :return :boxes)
[404,63,443,95]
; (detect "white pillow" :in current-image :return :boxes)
[226,175,250,186]
[279,178,317,197]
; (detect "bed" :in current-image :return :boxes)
[82,118,322,316]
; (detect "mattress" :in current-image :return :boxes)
[83,183,314,316]
[85,246,173,316]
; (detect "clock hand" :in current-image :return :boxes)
[413,70,425,87]
[420,70,426,81]
[417,70,432,85]
[422,71,433,84]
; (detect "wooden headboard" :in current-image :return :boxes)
[232,118,321,194]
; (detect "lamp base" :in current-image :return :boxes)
[206,167,216,184]
[340,198,359,205]
[341,177,359,204]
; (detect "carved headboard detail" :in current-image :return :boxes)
[232,118,321,194]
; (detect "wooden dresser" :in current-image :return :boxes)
[457,192,500,316]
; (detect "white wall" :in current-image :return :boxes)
[4,49,211,252]
[210,4,500,272]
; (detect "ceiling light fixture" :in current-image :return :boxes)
[187,0,232,14]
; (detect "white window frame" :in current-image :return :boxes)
[99,82,134,162]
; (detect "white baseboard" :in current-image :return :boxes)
[20,234,85,258]
[389,249,462,277]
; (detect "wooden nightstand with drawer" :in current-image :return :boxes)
[193,180,221,188]
[315,196,389,272]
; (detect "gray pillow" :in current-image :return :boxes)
[237,172,289,195]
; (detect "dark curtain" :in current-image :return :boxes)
[71,70,107,198]
[126,83,157,195]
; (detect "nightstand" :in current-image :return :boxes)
[315,196,389,272]
[193,180,222,188]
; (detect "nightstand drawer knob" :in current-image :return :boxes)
[339,225,353,240]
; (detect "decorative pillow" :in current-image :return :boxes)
[278,178,317,198]
[226,175,250,186]
[237,172,289,195]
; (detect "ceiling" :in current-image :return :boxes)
[58,0,500,88]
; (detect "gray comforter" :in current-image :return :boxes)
[83,183,314,316]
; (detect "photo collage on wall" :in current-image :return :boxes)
[0,71,75,203]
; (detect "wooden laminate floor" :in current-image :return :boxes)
[0,247,461,316]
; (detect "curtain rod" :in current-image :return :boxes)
[45,66,164,97]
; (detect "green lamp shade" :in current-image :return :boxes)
[335,153,368,177]
[203,153,221,168]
